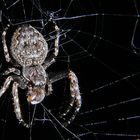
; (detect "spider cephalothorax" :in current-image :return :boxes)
[0,19,81,128]
[24,65,47,104]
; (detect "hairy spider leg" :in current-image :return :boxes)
[43,20,60,69]
[46,78,53,95]
[3,67,21,75]
[0,76,29,127]
[0,76,13,97]
[2,24,11,62]
[50,70,81,126]
[12,82,29,128]
[66,71,81,125]
[61,71,81,126]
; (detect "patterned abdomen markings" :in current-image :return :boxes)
[11,25,48,66]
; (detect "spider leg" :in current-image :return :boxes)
[47,80,53,95]
[46,71,68,95]
[49,71,81,126]
[2,24,11,62]
[43,20,60,69]
[3,67,21,75]
[12,82,30,128]
[61,71,81,126]
[0,76,13,97]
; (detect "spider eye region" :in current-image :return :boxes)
[27,86,45,104]
[23,65,47,104]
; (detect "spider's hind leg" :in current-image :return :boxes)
[43,19,60,70]
[2,24,11,63]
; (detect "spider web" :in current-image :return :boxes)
[0,0,140,140]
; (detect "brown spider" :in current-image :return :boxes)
[0,19,81,128]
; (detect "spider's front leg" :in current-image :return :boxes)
[61,71,81,125]
[0,76,29,127]
[50,70,82,126]
[43,20,60,69]
[12,82,30,128]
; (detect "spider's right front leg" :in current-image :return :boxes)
[12,82,30,128]
[0,76,13,98]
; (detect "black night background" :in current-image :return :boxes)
[0,0,140,140]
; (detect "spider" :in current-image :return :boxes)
[0,19,81,128]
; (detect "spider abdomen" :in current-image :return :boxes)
[11,25,48,66]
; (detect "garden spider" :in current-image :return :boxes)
[0,19,81,128]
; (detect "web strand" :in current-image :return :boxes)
[1,0,140,140]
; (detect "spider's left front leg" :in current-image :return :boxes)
[12,82,30,128]
[43,20,60,69]
[49,70,82,126]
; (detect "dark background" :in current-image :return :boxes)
[0,0,140,140]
